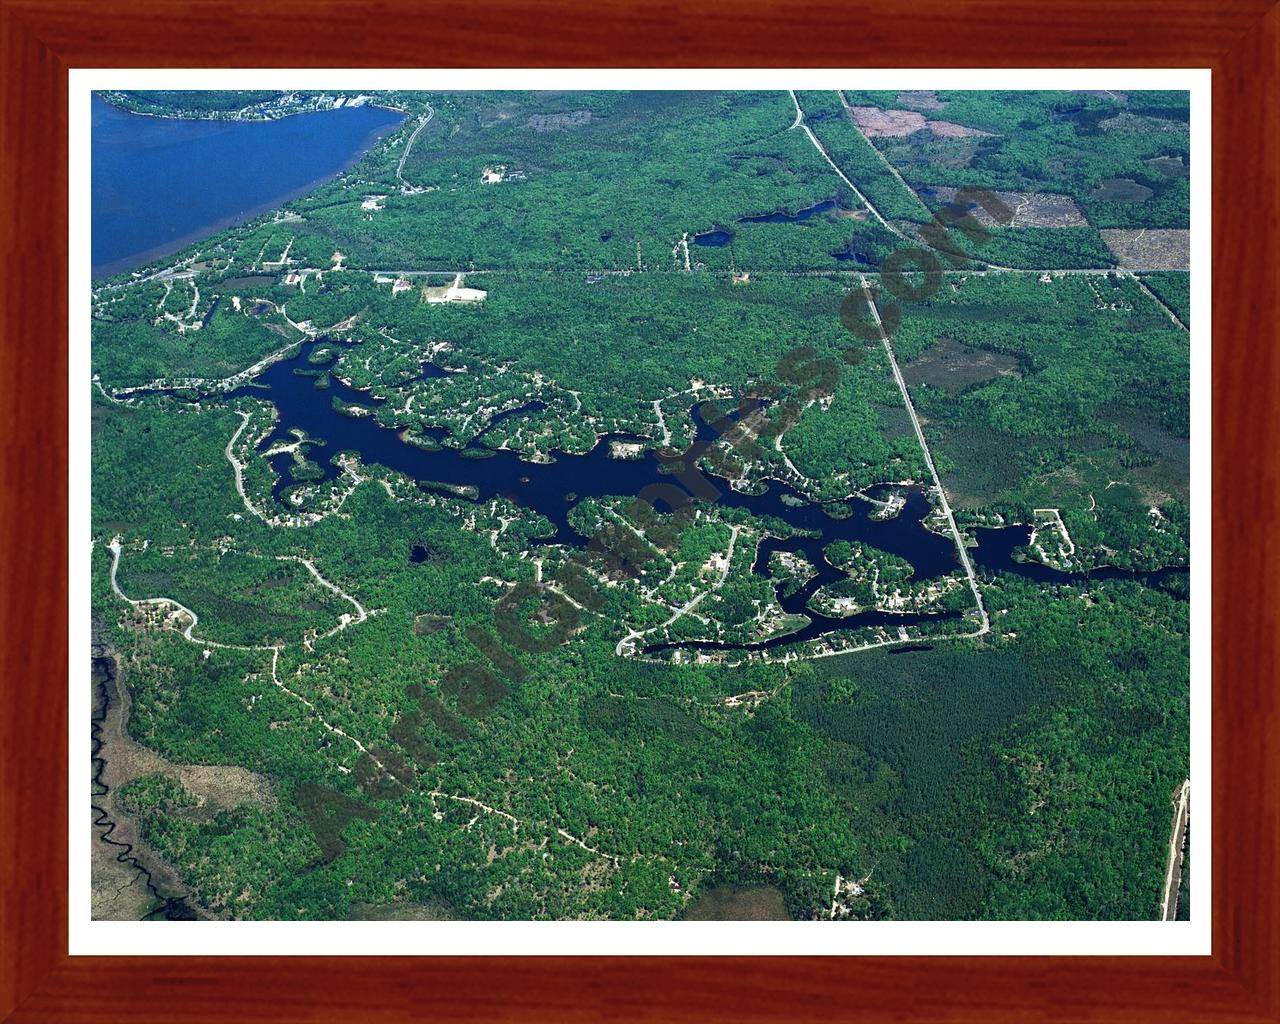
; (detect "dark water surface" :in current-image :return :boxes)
[692,228,733,247]
[692,201,845,250]
[91,94,403,279]
[212,339,1184,656]
[739,199,839,224]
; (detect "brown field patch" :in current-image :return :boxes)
[1100,229,1190,270]
[849,106,928,137]
[849,106,992,139]
[929,120,993,139]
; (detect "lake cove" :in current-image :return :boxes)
[91,95,404,279]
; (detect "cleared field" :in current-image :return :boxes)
[846,105,992,139]
[926,186,1088,228]
[684,885,791,920]
[1101,228,1190,270]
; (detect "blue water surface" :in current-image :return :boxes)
[91,94,403,279]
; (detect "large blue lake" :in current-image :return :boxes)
[91,94,403,279]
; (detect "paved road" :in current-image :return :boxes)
[396,104,435,190]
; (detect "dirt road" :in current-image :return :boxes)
[1161,779,1191,920]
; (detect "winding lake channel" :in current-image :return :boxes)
[211,338,1187,657]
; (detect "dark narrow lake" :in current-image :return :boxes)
[739,199,839,224]
[692,228,734,248]
[91,94,403,280]
[199,338,1185,657]
[692,201,845,249]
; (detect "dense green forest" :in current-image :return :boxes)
[100,91,904,274]
[1139,272,1192,326]
[91,88,1192,923]
[793,570,1188,919]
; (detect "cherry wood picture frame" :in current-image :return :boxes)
[2,1,1276,1020]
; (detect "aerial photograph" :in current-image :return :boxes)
[89,87,1191,923]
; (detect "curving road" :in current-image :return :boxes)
[396,104,435,192]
